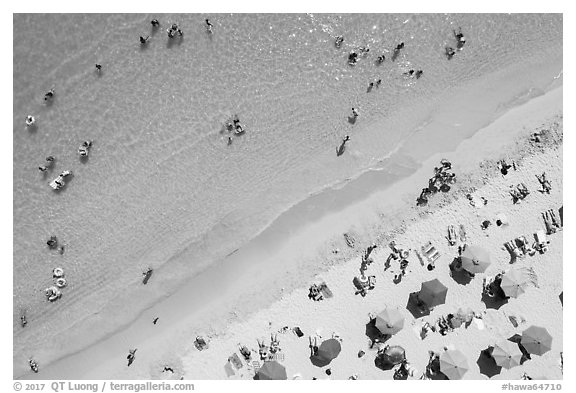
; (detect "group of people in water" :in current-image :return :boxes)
[335,27,467,157]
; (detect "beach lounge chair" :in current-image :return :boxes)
[343,233,356,248]
[504,240,522,260]
[542,211,556,235]
[224,361,236,378]
[228,353,243,369]
[447,225,457,246]
[459,225,467,243]
[318,282,333,298]
[421,242,440,265]
[548,209,561,230]
[368,275,376,289]
[533,230,549,253]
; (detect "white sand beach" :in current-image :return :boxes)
[25,81,562,380]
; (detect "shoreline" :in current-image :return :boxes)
[13,19,563,372]
[19,82,562,379]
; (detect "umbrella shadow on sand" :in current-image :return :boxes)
[508,334,531,365]
[365,320,391,347]
[310,355,332,368]
[481,292,509,310]
[477,347,502,378]
[449,258,473,285]
[406,292,431,319]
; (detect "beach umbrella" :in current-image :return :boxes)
[492,340,523,369]
[439,349,469,380]
[500,270,527,298]
[460,245,491,274]
[521,326,553,356]
[418,279,448,308]
[375,308,405,335]
[256,360,287,380]
[383,345,406,365]
[317,338,341,363]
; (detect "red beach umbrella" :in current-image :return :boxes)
[460,245,491,274]
[256,360,287,380]
[418,279,448,308]
[317,338,342,362]
[521,326,553,356]
[492,340,523,369]
[439,349,469,380]
[375,308,405,335]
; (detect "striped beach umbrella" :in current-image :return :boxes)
[492,340,523,369]
[500,269,527,298]
[460,246,491,274]
[256,360,287,380]
[418,279,448,308]
[440,349,469,380]
[521,326,553,356]
[375,308,405,335]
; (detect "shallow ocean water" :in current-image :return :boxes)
[13,13,562,372]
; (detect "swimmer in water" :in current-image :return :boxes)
[454,27,466,50]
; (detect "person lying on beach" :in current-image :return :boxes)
[270,334,280,353]
[415,70,423,79]
[454,27,466,50]
[257,339,269,360]
[153,317,159,324]
[163,366,174,373]
[140,36,150,44]
[404,69,415,77]
[238,345,252,360]
[127,349,137,367]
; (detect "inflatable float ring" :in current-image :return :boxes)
[55,277,67,288]
[53,267,64,278]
